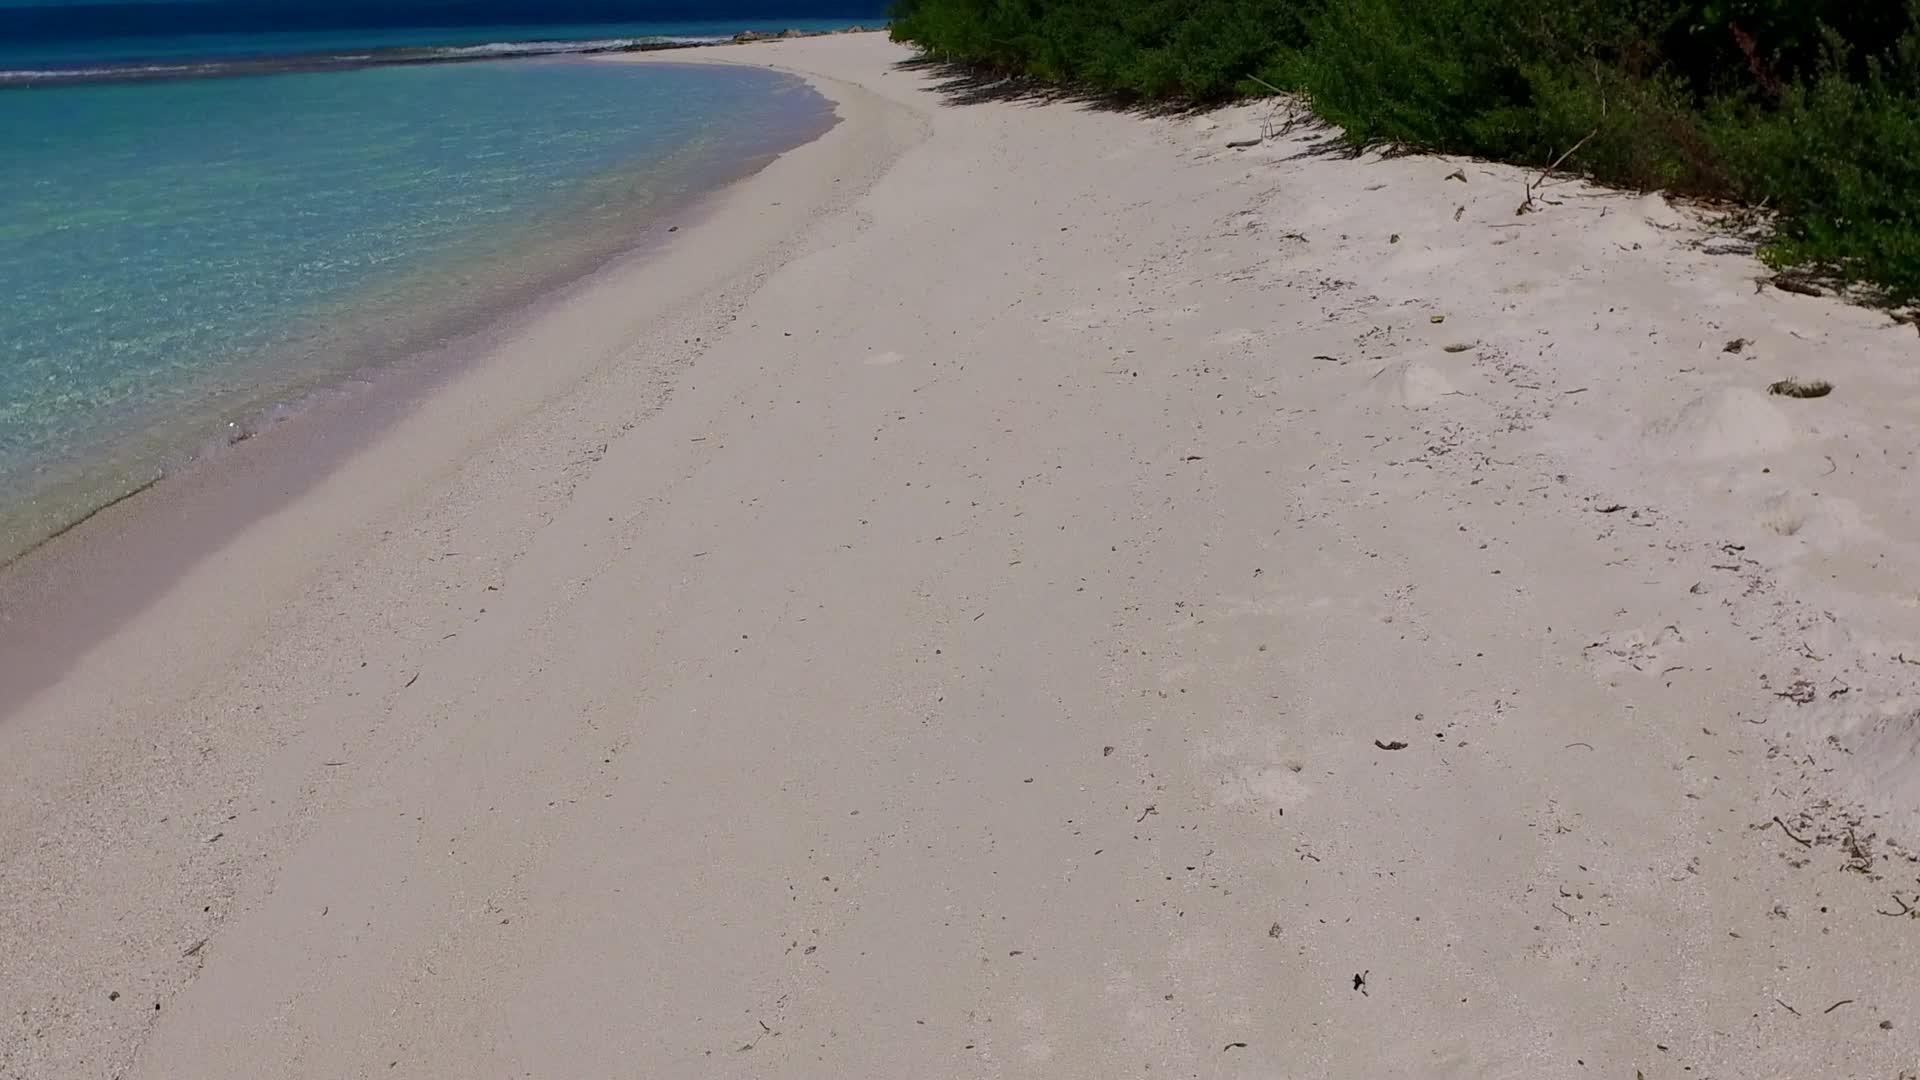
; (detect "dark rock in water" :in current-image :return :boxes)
[779,28,804,38]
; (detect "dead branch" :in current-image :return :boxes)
[1519,129,1599,214]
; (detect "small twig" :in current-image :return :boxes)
[1519,129,1599,213]
[1822,998,1855,1014]
[1537,130,1599,187]
[1776,998,1802,1017]
[1242,75,1293,140]
[1771,815,1813,848]
[1136,805,1158,823]
[1563,742,1595,750]
[1877,893,1916,917]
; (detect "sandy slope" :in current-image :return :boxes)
[5,33,1919,1079]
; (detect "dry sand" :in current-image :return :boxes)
[5,32,1919,1079]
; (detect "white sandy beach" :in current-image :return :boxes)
[4,32,1919,1078]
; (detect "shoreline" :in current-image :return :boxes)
[0,47,913,718]
[2,45,926,1075]
[6,34,1918,1078]
[0,56,835,568]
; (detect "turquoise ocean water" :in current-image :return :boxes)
[0,39,843,560]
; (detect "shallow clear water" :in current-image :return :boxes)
[0,58,832,557]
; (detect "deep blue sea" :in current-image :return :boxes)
[0,2,878,559]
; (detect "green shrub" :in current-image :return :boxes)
[1709,28,1920,303]
[1294,0,1727,192]
[892,0,1322,100]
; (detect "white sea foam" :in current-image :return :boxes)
[0,36,703,85]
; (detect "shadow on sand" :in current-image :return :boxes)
[894,55,1364,162]
[895,55,1199,116]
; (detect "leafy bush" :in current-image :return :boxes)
[1294,0,1727,192]
[891,0,1321,100]
[1711,27,1920,302]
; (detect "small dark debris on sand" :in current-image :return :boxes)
[1373,739,1409,751]
[1768,378,1832,399]
[1775,679,1818,704]
[1770,815,1815,848]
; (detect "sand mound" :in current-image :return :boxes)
[1594,210,1666,252]
[1635,191,1689,231]
[1806,701,1920,838]
[1642,387,1798,459]
[1360,358,1458,409]
[1757,492,1871,548]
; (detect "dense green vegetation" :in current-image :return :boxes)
[889,0,1920,304]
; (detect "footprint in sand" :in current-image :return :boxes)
[1582,623,1688,681]
[1756,491,1870,548]
[1355,357,1459,410]
[1641,386,1799,460]
[1217,760,1313,813]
